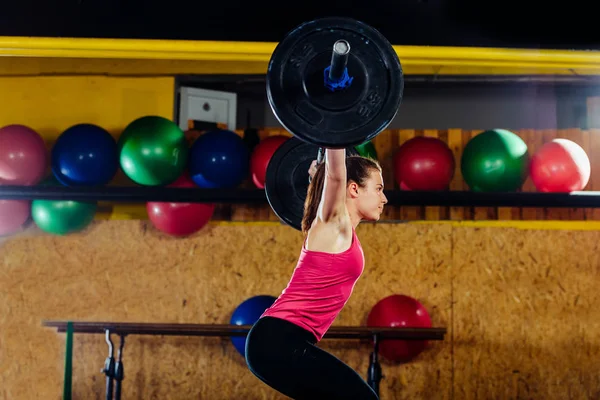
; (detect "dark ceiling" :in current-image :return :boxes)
[1,0,598,50]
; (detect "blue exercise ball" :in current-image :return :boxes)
[230,295,276,356]
[51,123,119,186]
[189,129,250,188]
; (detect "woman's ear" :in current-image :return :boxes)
[347,181,360,198]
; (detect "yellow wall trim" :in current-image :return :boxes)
[94,207,600,232]
[1,37,600,75]
[408,220,600,231]
[208,220,600,231]
[0,37,273,61]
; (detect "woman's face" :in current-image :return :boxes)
[356,169,387,221]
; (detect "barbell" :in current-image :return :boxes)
[266,16,404,149]
[265,16,403,230]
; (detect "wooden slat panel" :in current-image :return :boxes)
[448,129,465,221]
[580,130,593,220]
[588,129,600,220]
[436,129,451,221]
[374,129,396,221]
[389,130,402,221]
[461,130,475,220]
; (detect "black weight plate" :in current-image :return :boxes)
[265,137,359,231]
[266,17,404,149]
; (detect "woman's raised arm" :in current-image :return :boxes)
[317,149,347,223]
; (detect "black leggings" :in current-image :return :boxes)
[245,316,379,400]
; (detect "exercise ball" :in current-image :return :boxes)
[0,200,30,236]
[230,295,277,356]
[189,129,250,188]
[52,123,119,186]
[529,139,590,192]
[393,137,455,190]
[367,294,432,363]
[118,116,189,186]
[31,177,97,235]
[250,135,288,188]
[355,140,378,160]
[0,124,47,185]
[147,174,215,237]
[461,129,529,192]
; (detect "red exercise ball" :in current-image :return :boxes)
[393,137,455,190]
[367,294,432,363]
[529,139,590,192]
[250,135,289,188]
[0,200,30,236]
[147,174,215,237]
[0,124,47,185]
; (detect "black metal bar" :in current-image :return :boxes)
[367,333,382,396]
[6,186,600,208]
[114,335,125,400]
[42,321,447,341]
[329,39,350,82]
[0,186,266,203]
[385,190,600,208]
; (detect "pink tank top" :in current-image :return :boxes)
[261,228,365,341]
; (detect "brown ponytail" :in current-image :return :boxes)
[301,156,382,235]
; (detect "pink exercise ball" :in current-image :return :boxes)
[529,138,591,192]
[0,124,47,185]
[250,135,289,189]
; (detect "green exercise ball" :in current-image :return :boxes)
[31,177,97,235]
[461,129,529,192]
[118,116,189,186]
[355,140,378,160]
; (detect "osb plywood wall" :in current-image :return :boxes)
[1,221,599,399]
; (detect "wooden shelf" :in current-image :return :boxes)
[42,320,447,340]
